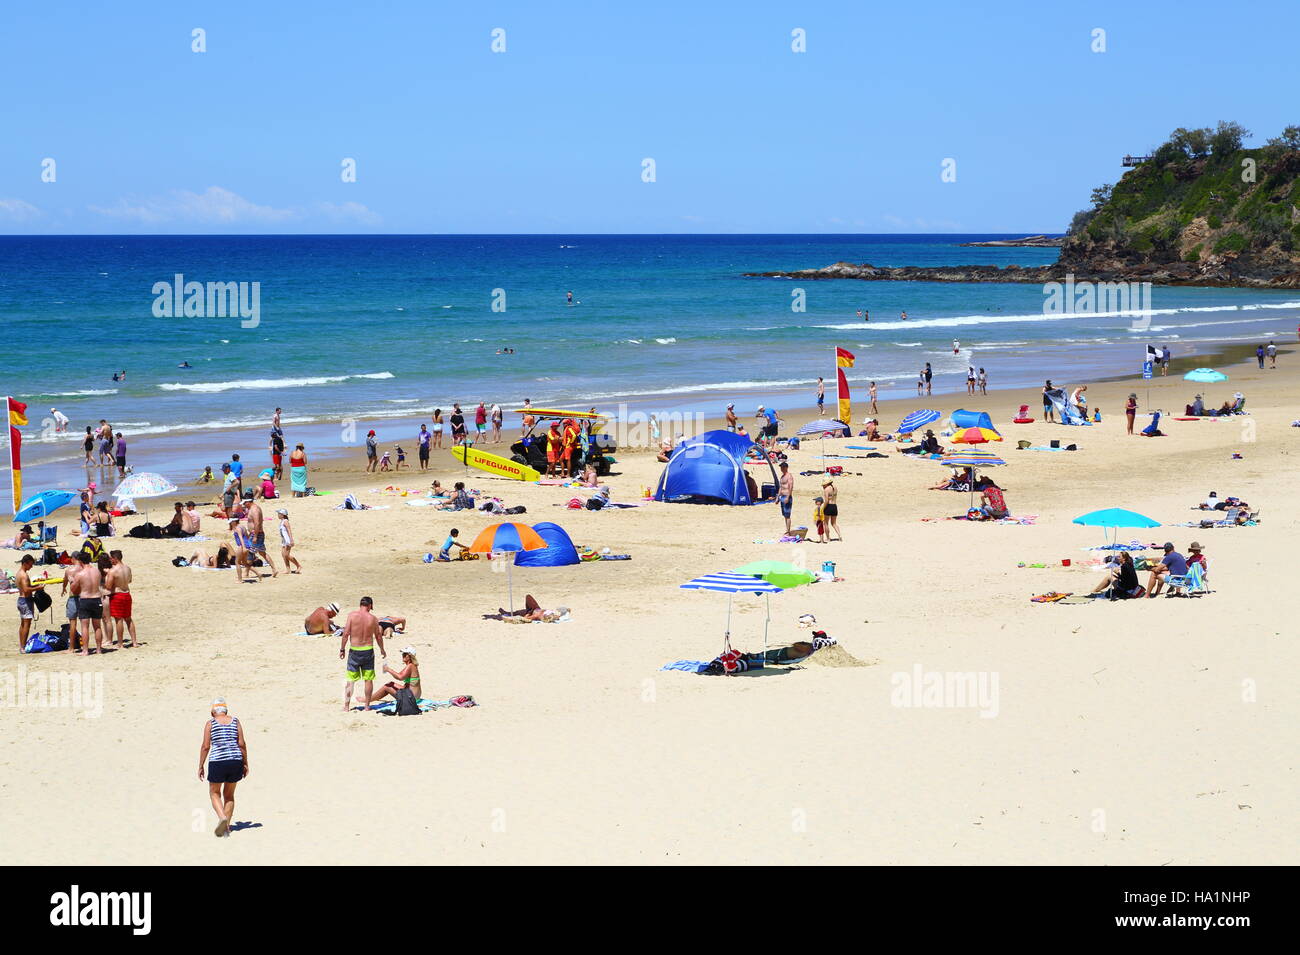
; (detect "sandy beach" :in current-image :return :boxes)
[1,344,1295,866]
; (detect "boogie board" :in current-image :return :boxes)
[450,446,541,481]
[512,408,607,421]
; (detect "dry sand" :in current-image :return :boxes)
[2,349,1295,865]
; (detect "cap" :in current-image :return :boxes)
[757,405,765,411]
[1188,541,1203,551]
[367,430,376,436]
[727,402,735,409]
[400,646,417,656]
[276,508,288,516]
[326,602,340,614]
[1163,541,1174,549]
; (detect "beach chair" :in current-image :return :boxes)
[1166,561,1209,597]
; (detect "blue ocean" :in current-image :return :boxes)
[3,234,1298,488]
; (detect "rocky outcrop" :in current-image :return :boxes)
[958,235,1064,247]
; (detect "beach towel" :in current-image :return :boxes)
[291,465,308,494]
[1030,592,1071,603]
[355,695,477,713]
[661,660,710,673]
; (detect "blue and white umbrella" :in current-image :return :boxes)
[795,419,848,437]
[682,572,784,657]
[898,409,941,434]
[13,489,78,525]
[1184,368,1228,383]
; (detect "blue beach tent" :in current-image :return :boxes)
[949,409,998,432]
[513,521,580,567]
[654,430,778,505]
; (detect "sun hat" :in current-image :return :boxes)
[326,602,340,614]
[400,646,416,656]
[727,402,735,409]
[1189,541,1203,551]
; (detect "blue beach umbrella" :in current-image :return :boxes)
[1073,507,1160,547]
[898,409,941,434]
[1184,368,1228,383]
[681,572,783,656]
[13,488,78,525]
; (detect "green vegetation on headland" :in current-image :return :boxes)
[746,124,1300,287]
[1061,122,1300,284]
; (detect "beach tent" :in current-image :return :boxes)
[514,521,580,567]
[949,409,998,433]
[1044,388,1090,426]
[654,429,777,505]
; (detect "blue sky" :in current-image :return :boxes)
[1,0,1296,234]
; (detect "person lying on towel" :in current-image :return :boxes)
[481,594,569,623]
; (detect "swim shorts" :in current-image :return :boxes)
[76,597,103,620]
[207,758,244,783]
[346,646,376,682]
[824,503,838,518]
[17,596,33,619]
[780,498,792,519]
[254,532,266,552]
[110,592,133,619]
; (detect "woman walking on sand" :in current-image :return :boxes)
[1126,393,1138,435]
[431,409,444,449]
[289,443,308,497]
[198,698,248,837]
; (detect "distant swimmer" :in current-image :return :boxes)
[953,339,960,354]
[566,291,574,306]
[864,309,869,322]
[178,361,192,368]
[900,311,908,321]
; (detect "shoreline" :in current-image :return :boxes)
[14,335,1283,508]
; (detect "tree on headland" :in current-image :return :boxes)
[1266,125,1300,150]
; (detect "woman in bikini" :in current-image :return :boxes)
[367,647,421,705]
[431,409,444,449]
[93,501,115,537]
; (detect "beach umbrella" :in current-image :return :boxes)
[467,521,548,611]
[937,451,1006,509]
[111,472,178,521]
[795,418,848,465]
[1072,507,1160,548]
[950,426,1003,444]
[1184,368,1228,383]
[733,560,817,658]
[13,489,78,525]
[680,572,782,657]
[898,409,941,434]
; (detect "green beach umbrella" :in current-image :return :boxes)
[732,560,817,660]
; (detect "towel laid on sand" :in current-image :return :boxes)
[354,695,477,713]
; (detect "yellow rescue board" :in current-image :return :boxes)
[450,446,541,481]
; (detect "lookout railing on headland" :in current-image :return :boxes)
[1121,155,1152,167]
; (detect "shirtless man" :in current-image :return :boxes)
[74,552,106,654]
[243,492,279,578]
[377,614,407,635]
[725,403,738,431]
[340,596,386,711]
[106,550,137,649]
[305,602,341,635]
[60,560,83,652]
[777,462,794,535]
[15,555,37,652]
[181,501,201,535]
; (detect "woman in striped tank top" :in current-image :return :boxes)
[198,697,249,838]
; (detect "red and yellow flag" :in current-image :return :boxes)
[835,347,855,368]
[7,397,26,511]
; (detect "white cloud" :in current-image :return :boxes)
[89,186,296,225]
[0,198,41,222]
[315,201,381,226]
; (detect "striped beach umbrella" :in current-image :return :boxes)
[468,521,548,611]
[795,419,848,436]
[681,572,783,656]
[898,409,941,434]
[938,450,1006,509]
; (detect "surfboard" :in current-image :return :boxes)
[450,446,541,481]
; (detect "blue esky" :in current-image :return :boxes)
[2,0,1296,234]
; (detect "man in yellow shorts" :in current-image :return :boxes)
[340,596,386,711]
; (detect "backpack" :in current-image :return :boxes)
[393,688,421,716]
[30,588,52,613]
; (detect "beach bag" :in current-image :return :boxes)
[393,688,421,716]
[31,588,52,614]
[128,522,162,539]
[23,630,66,653]
[504,505,526,515]
[585,497,606,510]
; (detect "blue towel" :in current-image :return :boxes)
[661,660,709,673]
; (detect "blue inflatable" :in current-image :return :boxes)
[514,521,581,567]
[654,429,776,505]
